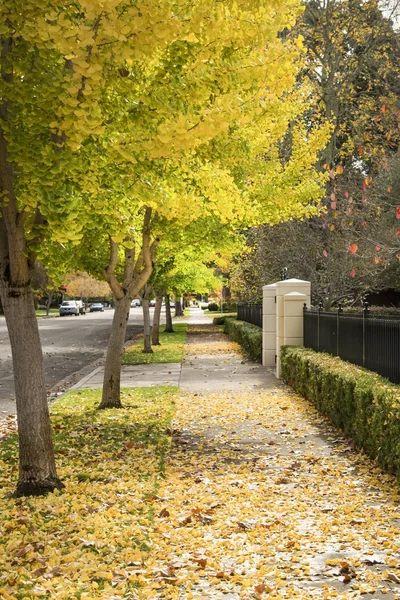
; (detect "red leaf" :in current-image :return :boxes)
[330,201,337,210]
[375,245,381,251]
[350,268,356,278]
[344,190,349,198]
[330,192,335,201]
[348,243,358,254]
[323,249,328,257]
[396,207,400,219]
[396,229,400,236]
[362,181,367,190]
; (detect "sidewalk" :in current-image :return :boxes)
[71,308,279,393]
[131,308,400,600]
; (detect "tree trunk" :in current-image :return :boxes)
[0,97,62,496]
[0,279,63,496]
[165,294,174,333]
[152,295,163,345]
[98,294,131,409]
[45,291,53,316]
[142,293,153,353]
[174,296,183,317]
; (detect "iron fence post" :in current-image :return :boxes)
[362,302,369,367]
[317,301,323,351]
[337,302,343,357]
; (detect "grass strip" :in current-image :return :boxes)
[122,322,187,365]
[0,386,177,599]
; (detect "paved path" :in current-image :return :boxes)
[134,309,400,599]
[72,307,280,393]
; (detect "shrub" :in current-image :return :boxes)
[208,302,219,311]
[280,346,400,480]
[213,315,235,326]
[223,318,262,363]
[222,302,237,312]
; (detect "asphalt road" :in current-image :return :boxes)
[0,307,145,417]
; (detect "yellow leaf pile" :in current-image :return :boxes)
[184,324,242,357]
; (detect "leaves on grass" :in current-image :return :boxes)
[0,387,177,599]
[123,323,187,365]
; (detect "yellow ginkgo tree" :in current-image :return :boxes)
[0,0,327,496]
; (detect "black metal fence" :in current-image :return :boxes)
[237,304,262,328]
[304,304,400,384]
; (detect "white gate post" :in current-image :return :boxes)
[275,279,311,378]
[262,283,276,367]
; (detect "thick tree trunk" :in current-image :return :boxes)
[142,295,153,353]
[152,295,163,345]
[98,294,131,409]
[174,296,183,317]
[0,99,62,495]
[165,294,174,333]
[0,278,63,496]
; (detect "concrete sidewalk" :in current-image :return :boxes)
[71,307,280,393]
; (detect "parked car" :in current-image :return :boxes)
[89,303,104,312]
[75,300,86,314]
[130,299,140,307]
[149,299,156,307]
[59,300,80,316]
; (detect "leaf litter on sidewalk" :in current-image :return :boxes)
[141,388,400,600]
[1,322,400,599]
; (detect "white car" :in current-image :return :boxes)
[131,299,140,307]
[59,300,80,316]
[75,300,86,314]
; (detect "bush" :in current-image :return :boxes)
[208,302,219,311]
[280,346,400,480]
[222,302,237,312]
[213,315,235,326]
[223,318,262,363]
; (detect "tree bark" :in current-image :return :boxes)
[152,294,163,345]
[174,296,183,317]
[141,286,153,353]
[0,283,62,496]
[45,291,53,316]
[97,293,131,409]
[98,208,160,409]
[165,294,174,333]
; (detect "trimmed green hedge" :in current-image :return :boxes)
[223,318,262,363]
[212,314,236,325]
[208,302,219,311]
[281,346,400,479]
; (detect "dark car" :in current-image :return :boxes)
[89,303,104,312]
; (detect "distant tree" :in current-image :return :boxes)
[64,272,110,301]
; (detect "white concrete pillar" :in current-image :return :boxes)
[275,279,311,378]
[262,283,276,367]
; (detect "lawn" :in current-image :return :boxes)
[122,323,187,365]
[36,308,59,318]
[202,310,237,318]
[0,387,177,599]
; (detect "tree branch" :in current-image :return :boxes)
[104,237,123,298]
